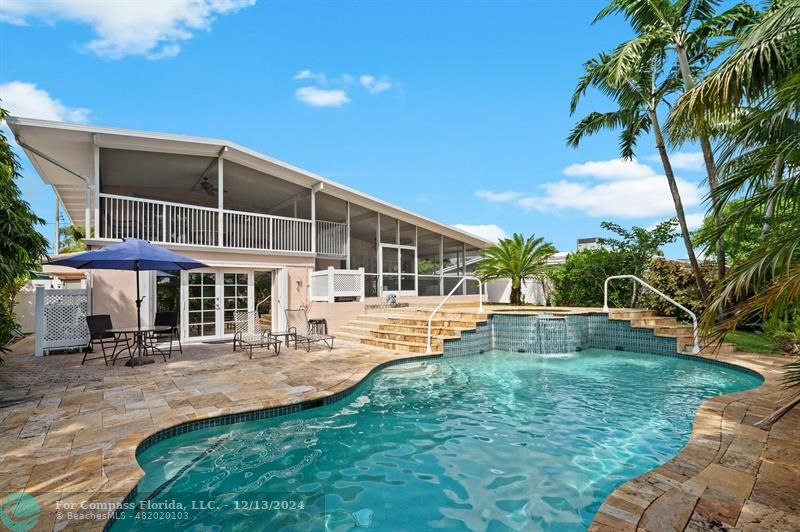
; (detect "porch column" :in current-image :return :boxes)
[310,183,323,254]
[217,148,226,247]
[463,242,467,295]
[439,235,444,296]
[92,135,99,238]
[346,201,351,269]
[54,194,60,255]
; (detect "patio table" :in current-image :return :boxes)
[269,330,298,349]
[107,325,172,366]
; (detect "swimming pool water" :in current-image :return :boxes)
[119,349,761,531]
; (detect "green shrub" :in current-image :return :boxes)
[640,257,716,318]
[549,249,636,307]
[773,332,800,355]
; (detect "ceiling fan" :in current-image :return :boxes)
[199,176,228,196]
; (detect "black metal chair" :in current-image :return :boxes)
[84,314,132,365]
[151,311,181,358]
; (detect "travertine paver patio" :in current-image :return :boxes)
[1,335,798,531]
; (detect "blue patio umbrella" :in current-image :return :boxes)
[47,238,207,361]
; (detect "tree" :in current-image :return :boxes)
[59,224,86,253]
[0,106,49,354]
[596,0,759,280]
[474,234,556,305]
[669,2,800,423]
[567,42,710,300]
[549,249,637,308]
[599,218,679,305]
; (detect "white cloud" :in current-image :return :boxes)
[474,157,704,219]
[360,74,392,94]
[453,224,507,242]
[0,0,255,59]
[475,190,525,203]
[295,86,350,107]
[517,176,701,217]
[0,81,90,122]
[293,69,327,84]
[647,151,705,171]
[563,158,657,180]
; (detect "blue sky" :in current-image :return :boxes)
[0,0,710,257]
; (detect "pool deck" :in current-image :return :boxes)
[1,333,798,530]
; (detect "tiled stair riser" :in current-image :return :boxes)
[444,313,678,357]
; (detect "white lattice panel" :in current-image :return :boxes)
[334,273,360,294]
[41,289,90,351]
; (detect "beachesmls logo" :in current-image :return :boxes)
[0,492,40,532]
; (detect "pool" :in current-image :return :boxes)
[116,349,761,531]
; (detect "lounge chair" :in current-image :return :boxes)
[232,310,281,359]
[84,314,132,365]
[285,308,335,352]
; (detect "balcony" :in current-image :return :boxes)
[98,193,346,256]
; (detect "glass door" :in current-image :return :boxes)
[222,273,250,335]
[379,244,417,296]
[184,271,218,339]
[400,248,416,294]
[182,270,253,340]
[381,245,399,292]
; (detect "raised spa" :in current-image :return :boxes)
[117,349,760,531]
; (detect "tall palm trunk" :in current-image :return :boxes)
[650,108,710,299]
[677,47,727,279]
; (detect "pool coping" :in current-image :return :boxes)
[588,352,799,531]
[108,346,789,532]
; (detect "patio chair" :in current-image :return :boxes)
[150,311,181,358]
[232,310,281,359]
[285,308,335,352]
[84,314,132,365]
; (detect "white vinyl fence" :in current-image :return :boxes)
[34,286,91,356]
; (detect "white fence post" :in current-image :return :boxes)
[34,285,45,357]
[327,266,335,303]
[358,267,365,301]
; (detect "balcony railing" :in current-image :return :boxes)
[98,193,346,255]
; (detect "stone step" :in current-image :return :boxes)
[608,309,658,320]
[387,317,483,329]
[339,325,449,347]
[376,323,468,336]
[679,342,737,356]
[629,316,679,328]
[653,325,695,338]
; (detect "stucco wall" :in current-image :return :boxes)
[306,300,366,334]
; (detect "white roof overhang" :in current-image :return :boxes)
[7,117,493,248]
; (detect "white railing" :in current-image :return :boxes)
[223,210,313,252]
[99,193,318,253]
[603,274,699,355]
[100,194,218,246]
[316,220,348,257]
[426,276,484,354]
[310,267,365,303]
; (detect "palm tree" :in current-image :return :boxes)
[567,45,711,299]
[595,0,759,280]
[474,234,557,305]
[670,2,799,425]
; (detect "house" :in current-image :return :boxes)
[8,117,491,339]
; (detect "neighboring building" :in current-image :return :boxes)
[576,237,601,251]
[9,117,491,339]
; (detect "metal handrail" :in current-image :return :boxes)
[426,276,484,354]
[603,274,699,355]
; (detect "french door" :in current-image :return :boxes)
[181,270,253,340]
[379,244,417,297]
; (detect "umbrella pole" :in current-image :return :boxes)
[136,261,142,358]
